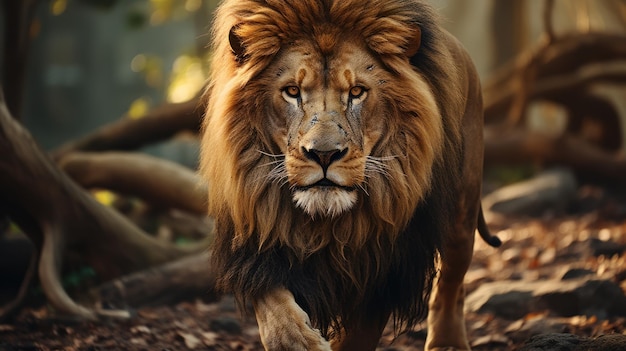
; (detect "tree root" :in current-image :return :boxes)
[0,89,202,321]
[58,151,207,215]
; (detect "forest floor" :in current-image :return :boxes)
[1,183,626,350]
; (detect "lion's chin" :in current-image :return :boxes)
[293,187,357,218]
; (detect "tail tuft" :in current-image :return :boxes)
[477,207,501,247]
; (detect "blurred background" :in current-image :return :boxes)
[1,1,626,349]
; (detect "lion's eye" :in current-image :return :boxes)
[283,86,300,99]
[349,86,366,99]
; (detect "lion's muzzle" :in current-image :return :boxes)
[288,118,361,217]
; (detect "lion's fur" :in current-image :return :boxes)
[201,0,471,336]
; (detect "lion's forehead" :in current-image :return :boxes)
[271,41,382,92]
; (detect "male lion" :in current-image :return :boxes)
[201,0,500,350]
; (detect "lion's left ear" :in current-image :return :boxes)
[229,25,246,63]
[404,26,421,58]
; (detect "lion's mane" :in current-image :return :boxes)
[201,0,466,336]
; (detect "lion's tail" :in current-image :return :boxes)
[477,206,501,247]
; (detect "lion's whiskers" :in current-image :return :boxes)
[258,150,284,158]
[267,165,288,186]
[267,164,287,182]
[356,183,370,196]
[364,155,398,179]
[258,150,288,186]
[358,155,401,196]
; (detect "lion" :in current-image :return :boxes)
[200,0,501,350]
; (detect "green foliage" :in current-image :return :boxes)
[32,266,98,297]
[485,165,536,185]
[126,9,148,29]
[175,237,194,245]
[62,266,97,288]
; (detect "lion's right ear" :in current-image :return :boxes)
[229,26,246,63]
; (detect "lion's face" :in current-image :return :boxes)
[262,41,390,217]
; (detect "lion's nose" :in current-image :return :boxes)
[302,147,348,171]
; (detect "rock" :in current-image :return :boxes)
[561,268,595,280]
[580,334,626,351]
[519,333,626,351]
[470,334,510,348]
[219,295,238,313]
[210,316,242,334]
[482,168,577,217]
[468,288,534,319]
[465,278,626,320]
[590,238,626,257]
[518,333,584,351]
[505,316,570,344]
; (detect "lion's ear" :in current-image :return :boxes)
[404,26,421,58]
[229,26,246,63]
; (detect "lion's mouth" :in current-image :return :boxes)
[295,178,356,192]
[292,178,358,217]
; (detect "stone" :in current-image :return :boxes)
[580,334,626,351]
[465,278,626,320]
[482,168,577,217]
[505,316,571,344]
[590,238,626,257]
[561,268,595,280]
[519,333,626,351]
[209,316,242,334]
[518,333,584,351]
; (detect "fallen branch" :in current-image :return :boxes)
[0,89,202,320]
[484,32,626,125]
[58,152,207,215]
[90,252,217,309]
[52,97,203,160]
[484,126,626,184]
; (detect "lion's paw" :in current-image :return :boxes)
[260,324,331,351]
[255,288,331,351]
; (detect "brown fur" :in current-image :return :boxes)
[201,0,489,344]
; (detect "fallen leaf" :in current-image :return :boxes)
[130,337,147,346]
[131,325,151,334]
[178,331,201,349]
[0,325,15,332]
[201,331,219,346]
[471,334,510,348]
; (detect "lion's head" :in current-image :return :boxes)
[202,0,461,256]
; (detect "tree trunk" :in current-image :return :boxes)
[1,0,39,119]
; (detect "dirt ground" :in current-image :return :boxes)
[1,184,626,350]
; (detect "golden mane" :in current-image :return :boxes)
[201,0,466,334]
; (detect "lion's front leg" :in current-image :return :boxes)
[254,287,331,351]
